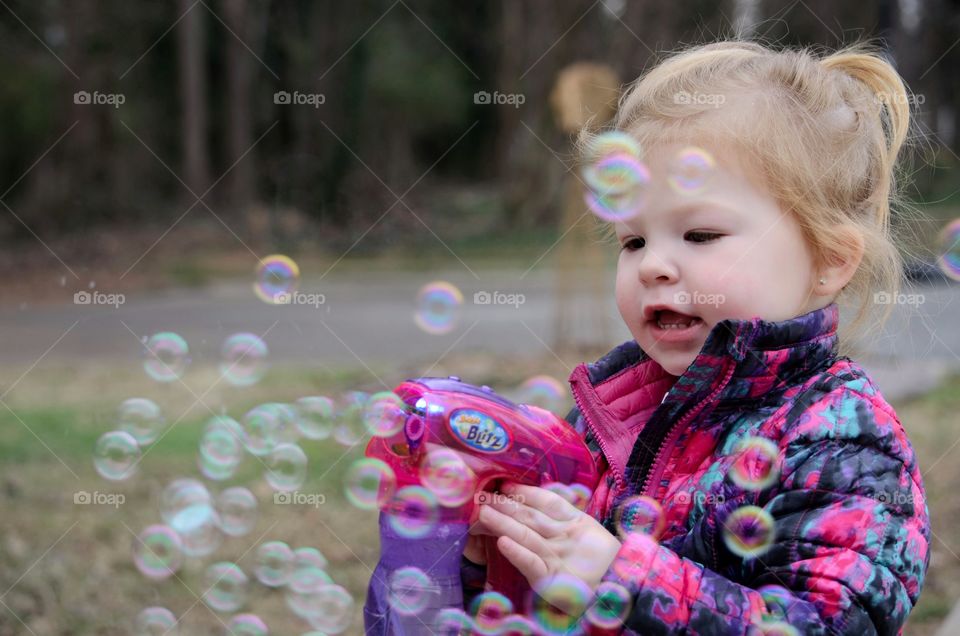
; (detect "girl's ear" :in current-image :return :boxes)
[815,224,864,296]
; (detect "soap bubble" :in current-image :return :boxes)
[388,567,437,616]
[253,540,295,587]
[436,608,474,634]
[294,396,335,440]
[117,398,165,446]
[414,281,462,335]
[160,478,211,524]
[94,430,141,481]
[420,447,476,507]
[198,416,245,481]
[303,585,354,634]
[224,614,268,636]
[363,391,407,438]
[729,436,780,491]
[344,458,397,510]
[936,218,960,281]
[254,254,300,304]
[293,546,328,573]
[203,561,249,613]
[585,581,631,629]
[134,606,178,635]
[285,565,334,618]
[160,479,221,557]
[143,332,190,382]
[220,332,269,386]
[241,403,291,456]
[722,505,776,558]
[215,487,258,537]
[667,146,716,195]
[332,391,369,447]
[614,495,665,540]
[530,573,591,635]
[386,486,438,539]
[583,153,651,222]
[515,375,567,415]
[584,131,642,162]
[132,524,183,580]
[469,591,513,631]
[265,443,308,492]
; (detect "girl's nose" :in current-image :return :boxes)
[637,249,678,286]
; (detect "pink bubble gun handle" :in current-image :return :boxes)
[365,375,599,610]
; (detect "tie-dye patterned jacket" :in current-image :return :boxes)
[561,303,930,635]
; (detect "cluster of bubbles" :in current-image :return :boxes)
[414,281,463,335]
[140,331,270,387]
[722,436,781,559]
[580,131,717,222]
[95,397,168,481]
[254,254,300,304]
[937,218,960,281]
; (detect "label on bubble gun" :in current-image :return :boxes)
[449,409,511,453]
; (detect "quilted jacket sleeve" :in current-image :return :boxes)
[586,382,931,636]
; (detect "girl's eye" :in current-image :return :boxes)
[620,237,645,251]
[686,231,722,243]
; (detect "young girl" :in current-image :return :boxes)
[470,39,930,635]
[367,40,930,635]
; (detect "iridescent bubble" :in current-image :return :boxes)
[160,478,212,524]
[749,621,800,636]
[117,398,165,446]
[216,487,258,537]
[614,495,665,541]
[936,218,960,281]
[757,584,794,622]
[94,430,141,481]
[583,153,651,222]
[254,254,300,304]
[585,581,631,629]
[332,391,369,447]
[304,585,354,634]
[386,486,439,539]
[469,591,513,632]
[220,333,269,387]
[198,416,245,481]
[568,483,593,511]
[294,396,335,440]
[132,525,183,580]
[530,574,591,635]
[242,403,286,456]
[515,375,567,415]
[224,614,268,636]
[667,146,717,195]
[729,436,780,491]
[203,561,249,613]
[293,546,329,573]
[143,332,190,383]
[585,131,642,162]
[344,458,397,510]
[497,614,538,635]
[414,281,462,335]
[722,505,775,558]
[254,540,295,587]
[420,447,476,507]
[543,482,575,505]
[175,503,222,558]
[134,606,178,636]
[435,608,474,635]
[389,567,437,616]
[265,443,308,492]
[363,391,407,438]
[285,566,334,618]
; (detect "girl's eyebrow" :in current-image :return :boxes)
[615,202,736,235]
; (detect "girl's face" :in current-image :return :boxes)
[615,142,828,377]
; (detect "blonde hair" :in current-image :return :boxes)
[584,40,923,355]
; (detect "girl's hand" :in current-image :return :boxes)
[477,482,621,592]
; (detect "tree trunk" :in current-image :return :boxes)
[223,0,254,213]
[177,0,210,198]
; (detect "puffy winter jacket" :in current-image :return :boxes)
[563,302,930,635]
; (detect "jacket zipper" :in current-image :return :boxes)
[570,365,625,492]
[639,360,736,499]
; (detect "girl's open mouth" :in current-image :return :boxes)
[648,309,705,342]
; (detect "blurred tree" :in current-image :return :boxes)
[177,0,210,197]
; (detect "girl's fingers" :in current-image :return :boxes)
[497,535,548,585]
[485,496,566,538]
[479,505,551,557]
[502,482,579,522]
